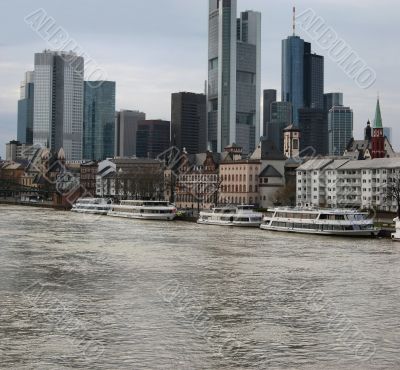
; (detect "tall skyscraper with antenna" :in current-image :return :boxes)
[282,7,324,122]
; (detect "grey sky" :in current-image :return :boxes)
[1,0,399,159]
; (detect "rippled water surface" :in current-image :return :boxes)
[0,205,399,369]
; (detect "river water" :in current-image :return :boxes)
[0,205,399,369]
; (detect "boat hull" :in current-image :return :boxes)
[71,209,109,215]
[391,233,400,241]
[260,225,379,237]
[197,220,261,227]
[108,212,176,221]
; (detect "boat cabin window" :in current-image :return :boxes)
[319,214,345,220]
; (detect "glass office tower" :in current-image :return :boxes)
[17,71,34,144]
[281,35,304,125]
[33,50,84,160]
[328,106,353,156]
[83,81,116,161]
[208,0,261,153]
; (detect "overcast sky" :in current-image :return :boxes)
[1,0,399,159]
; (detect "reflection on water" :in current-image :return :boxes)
[0,205,399,369]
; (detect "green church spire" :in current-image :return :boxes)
[374,98,383,128]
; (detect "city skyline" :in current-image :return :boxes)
[1,0,399,159]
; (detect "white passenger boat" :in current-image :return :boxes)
[391,217,400,241]
[260,207,379,237]
[71,198,113,215]
[197,205,263,227]
[108,200,177,221]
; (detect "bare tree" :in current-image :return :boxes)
[385,172,400,218]
[274,182,296,207]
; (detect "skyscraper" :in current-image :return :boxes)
[298,108,327,155]
[282,15,324,125]
[304,42,324,109]
[136,120,171,159]
[328,106,353,156]
[263,89,277,137]
[83,81,116,161]
[324,93,343,113]
[282,35,304,125]
[266,101,292,153]
[208,0,261,153]
[17,71,34,145]
[33,50,84,160]
[115,110,146,157]
[171,92,207,154]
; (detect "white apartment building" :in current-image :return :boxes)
[297,158,400,212]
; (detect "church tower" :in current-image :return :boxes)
[371,98,385,159]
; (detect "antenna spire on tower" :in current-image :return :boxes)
[293,6,296,36]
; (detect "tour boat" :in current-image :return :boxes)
[391,217,400,241]
[71,198,113,215]
[260,207,379,237]
[108,200,177,221]
[197,205,263,227]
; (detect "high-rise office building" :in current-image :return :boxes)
[33,50,84,160]
[299,108,327,155]
[304,42,324,110]
[328,106,353,156]
[266,101,292,153]
[83,81,116,161]
[324,93,343,113]
[282,35,304,125]
[263,89,277,137]
[115,110,146,157]
[171,92,207,154]
[324,92,344,156]
[136,120,171,159]
[282,22,324,125]
[17,71,34,145]
[208,0,261,153]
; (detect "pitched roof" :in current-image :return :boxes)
[259,165,282,178]
[297,158,334,171]
[340,157,400,170]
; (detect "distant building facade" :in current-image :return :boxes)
[96,158,164,200]
[171,92,207,154]
[324,92,343,113]
[297,157,400,212]
[208,1,261,153]
[174,150,220,210]
[83,81,116,161]
[136,120,170,159]
[17,71,34,145]
[80,161,98,197]
[33,50,84,160]
[283,125,300,159]
[303,42,324,110]
[299,108,327,155]
[282,35,305,125]
[115,110,146,157]
[266,101,292,154]
[328,106,353,156]
[263,89,277,137]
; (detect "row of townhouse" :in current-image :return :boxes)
[296,157,400,212]
[172,140,288,209]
